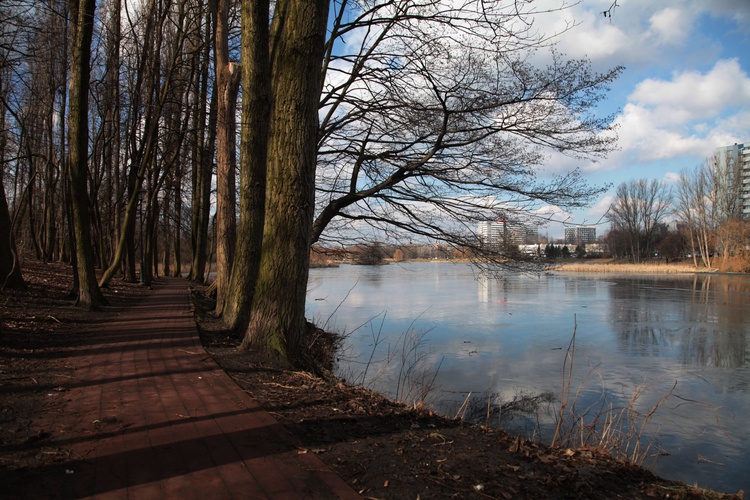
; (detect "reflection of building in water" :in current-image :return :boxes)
[714,142,750,218]
[477,274,490,303]
[564,226,596,245]
[476,273,511,304]
[478,220,538,251]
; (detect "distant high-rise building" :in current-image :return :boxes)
[524,226,539,245]
[564,226,596,245]
[714,142,750,218]
[477,220,538,250]
[477,221,503,251]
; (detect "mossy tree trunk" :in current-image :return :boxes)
[239,0,329,365]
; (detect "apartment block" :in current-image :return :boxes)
[564,226,596,245]
[715,142,750,218]
[477,220,538,251]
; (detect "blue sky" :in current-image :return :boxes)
[530,0,750,238]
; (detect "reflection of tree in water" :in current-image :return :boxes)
[608,275,750,368]
[609,277,671,358]
[678,325,746,368]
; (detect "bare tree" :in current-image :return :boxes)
[712,148,746,266]
[606,179,672,263]
[312,1,619,257]
[676,163,714,268]
[0,86,24,288]
[0,2,26,288]
[676,156,747,270]
[98,0,198,288]
[225,0,621,366]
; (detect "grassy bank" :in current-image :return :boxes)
[549,259,704,274]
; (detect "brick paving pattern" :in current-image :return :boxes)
[22,277,360,499]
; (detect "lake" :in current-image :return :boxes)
[306,262,750,494]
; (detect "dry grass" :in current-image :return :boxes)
[551,319,689,467]
[550,260,701,274]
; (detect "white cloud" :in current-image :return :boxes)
[590,59,750,166]
[588,194,613,217]
[613,103,708,160]
[629,59,750,124]
[713,108,750,141]
[550,8,632,61]
[532,1,748,71]
[647,8,694,45]
[663,171,681,185]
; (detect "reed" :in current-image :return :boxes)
[550,262,700,274]
[549,321,685,466]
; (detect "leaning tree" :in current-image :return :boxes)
[312,1,619,255]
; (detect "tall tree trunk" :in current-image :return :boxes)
[212,0,241,315]
[43,61,59,263]
[241,0,329,365]
[222,0,270,330]
[57,10,69,264]
[68,0,105,309]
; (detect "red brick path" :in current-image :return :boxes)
[23,277,360,499]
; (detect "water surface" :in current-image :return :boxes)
[306,262,750,493]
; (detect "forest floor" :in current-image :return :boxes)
[0,259,744,499]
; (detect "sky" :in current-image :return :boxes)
[528,0,750,239]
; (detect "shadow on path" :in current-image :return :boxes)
[3,277,360,500]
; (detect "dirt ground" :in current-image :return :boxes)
[0,260,743,499]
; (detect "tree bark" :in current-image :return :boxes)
[98,0,188,288]
[240,0,329,364]
[222,0,270,330]
[212,0,241,315]
[172,181,183,276]
[68,0,105,309]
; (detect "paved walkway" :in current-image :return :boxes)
[26,277,361,499]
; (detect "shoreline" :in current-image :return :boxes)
[320,258,722,275]
[548,260,705,274]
